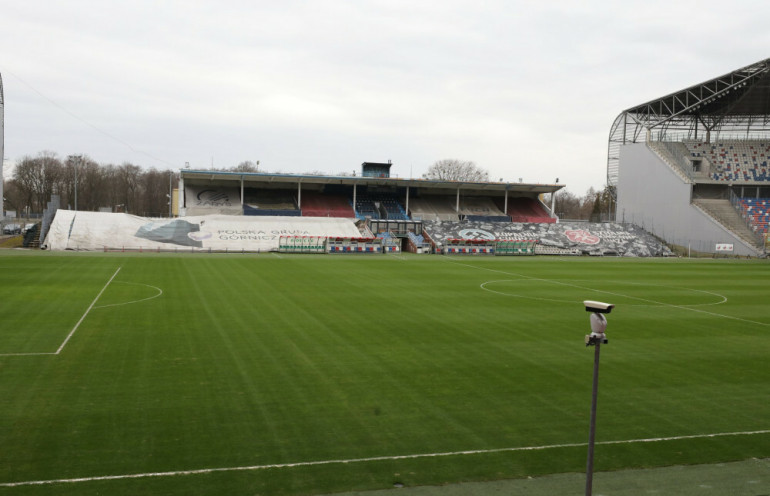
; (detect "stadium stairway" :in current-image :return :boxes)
[692,198,765,250]
[23,224,41,248]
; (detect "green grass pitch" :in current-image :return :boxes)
[0,252,768,495]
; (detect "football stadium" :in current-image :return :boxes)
[1,60,770,495]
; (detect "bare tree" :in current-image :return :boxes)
[231,161,260,173]
[2,178,24,214]
[79,158,108,211]
[10,154,179,216]
[117,163,142,214]
[141,168,174,216]
[39,153,62,207]
[62,155,102,210]
[101,164,122,211]
[10,159,36,212]
[423,159,490,182]
[579,187,598,220]
[554,189,583,219]
[554,186,617,221]
[13,152,63,212]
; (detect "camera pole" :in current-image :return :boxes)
[582,301,613,496]
[585,338,601,496]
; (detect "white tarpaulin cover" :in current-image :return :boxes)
[43,210,363,251]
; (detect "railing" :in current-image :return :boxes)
[649,141,695,182]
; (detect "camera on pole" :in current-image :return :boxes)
[584,300,613,346]
[583,299,615,496]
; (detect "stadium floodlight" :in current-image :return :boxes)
[583,300,614,496]
[1,71,4,219]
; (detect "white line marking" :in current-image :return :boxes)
[386,253,409,261]
[443,258,770,327]
[55,267,122,354]
[93,282,162,309]
[1,429,768,488]
[0,267,123,357]
[0,352,56,357]
[479,280,728,308]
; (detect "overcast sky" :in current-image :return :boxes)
[2,0,769,194]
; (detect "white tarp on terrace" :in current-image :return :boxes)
[43,210,363,251]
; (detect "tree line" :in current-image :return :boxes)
[4,153,613,221]
[554,185,615,222]
[4,152,175,217]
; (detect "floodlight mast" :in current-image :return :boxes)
[583,300,614,496]
[1,72,5,219]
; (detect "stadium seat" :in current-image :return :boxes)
[683,140,770,182]
[738,197,770,233]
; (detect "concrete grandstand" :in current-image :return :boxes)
[609,57,770,256]
[42,158,674,256]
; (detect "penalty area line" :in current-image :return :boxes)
[1,429,768,488]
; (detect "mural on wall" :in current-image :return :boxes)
[423,220,673,257]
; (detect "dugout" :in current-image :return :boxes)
[443,238,496,255]
[496,239,537,256]
[278,236,327,253]
[326,237,399,254]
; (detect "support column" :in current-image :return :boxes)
[240,176,244,206]
[551,190,557,218]
[622,113,627,145]
[353,184,357,217]
[297,181,302,208]
[504,189,508,215]
[0,72,4,219]
[456,188,460,212]
[179,172,185,216]
[405,186,410,217]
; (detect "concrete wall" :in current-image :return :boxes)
[617,143,758,256]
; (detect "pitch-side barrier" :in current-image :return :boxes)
[277,236,401,254]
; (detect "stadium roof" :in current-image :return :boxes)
[180,170,563,195]
[607,57,770,187]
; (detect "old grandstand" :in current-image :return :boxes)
[42,161,672,257]
[610,57,770,256]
